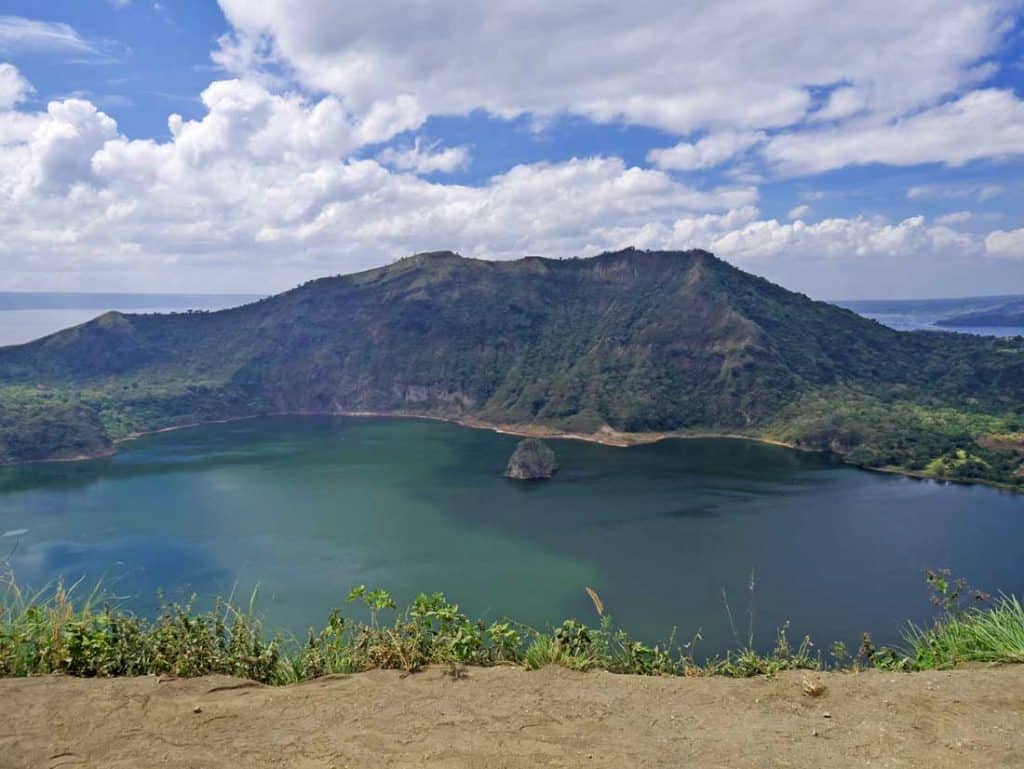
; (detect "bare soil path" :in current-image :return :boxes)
[2,665,1023,768]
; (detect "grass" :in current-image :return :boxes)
[906,595,1024,669]
[2,566,1022,685]
[0,569,280,681]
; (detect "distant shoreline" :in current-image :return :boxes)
[111,408,812,451]
[6,409,802,467]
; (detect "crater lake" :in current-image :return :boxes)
[2,415,1022,656]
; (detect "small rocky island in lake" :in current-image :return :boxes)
[505,438,559,480]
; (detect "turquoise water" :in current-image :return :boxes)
[2,416,1023,655]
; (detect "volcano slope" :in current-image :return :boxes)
[1,248,1022,487]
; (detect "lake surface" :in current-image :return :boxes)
[839,296,1024,337]
[2,416,1022,657]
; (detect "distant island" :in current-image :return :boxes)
[1,248,1023,489]
[937,299,1024,329]
[505,438,559,480]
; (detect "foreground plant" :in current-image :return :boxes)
[3,566,1023,685]
[903,573,1024,669]
[0,569,279,681]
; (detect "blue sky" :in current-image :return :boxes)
[0,0,1022,297]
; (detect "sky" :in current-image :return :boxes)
[0,1,1022,299]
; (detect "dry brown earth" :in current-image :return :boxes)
[2,665,1024,768]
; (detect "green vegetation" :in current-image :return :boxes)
[2,248,1023,488]
[769,389,1024,486]
[4,567,1022,684]
[906,595,1024,668]
[903,570,1024,669]
[0,575,280,681]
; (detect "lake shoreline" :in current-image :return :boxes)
[113,409,814,455]
[5,407,1019,494]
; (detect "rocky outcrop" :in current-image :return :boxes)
[504,438,558,480]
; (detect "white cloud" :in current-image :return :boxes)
[647,131,763,171]
[703,215,977,263]
[0,80,765,290]
[765,89,1024,175]
[1,77,1019,297]
[935,210,973,225]
[0,1,1021,298]
[377,139,470,175]
[352,95,425,146]
[812,86,868,121]
[31,100,118,193]
[215,0,1014,136]
[0,62,32,110]
[563,206,1018,297]
[985,228,1024,259]
[0,16,94,54]
[209,1,1024,180]
[907,183,1005,201]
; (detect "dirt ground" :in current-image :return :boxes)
[2,665,1023,769]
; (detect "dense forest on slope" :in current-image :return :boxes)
[1,249,1023,487]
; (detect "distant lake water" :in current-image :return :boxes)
[839,296,1024,337]
[2,416,1022,657]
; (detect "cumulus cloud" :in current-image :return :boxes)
[377,139,470,175]
[985,228,1024,258]
[208,0,1024,181]
[648,131,764,171]
[811,86,868,122]
[0,62,31,109]
[1,72,1019,297]
[765,89,1024,175]
[1,2,1022,296]
[0,78,766,289]
[215,0,1014,136]
[704,215,977,263]
[935,210,973,225]
[31,100,118,194]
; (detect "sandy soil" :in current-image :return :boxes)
[2,665,1023,769]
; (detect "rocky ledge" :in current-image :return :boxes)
[505,438,558,480]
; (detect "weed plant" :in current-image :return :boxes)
[3,565,1022,685]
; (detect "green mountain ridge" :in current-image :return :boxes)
[2,248,1023,487]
